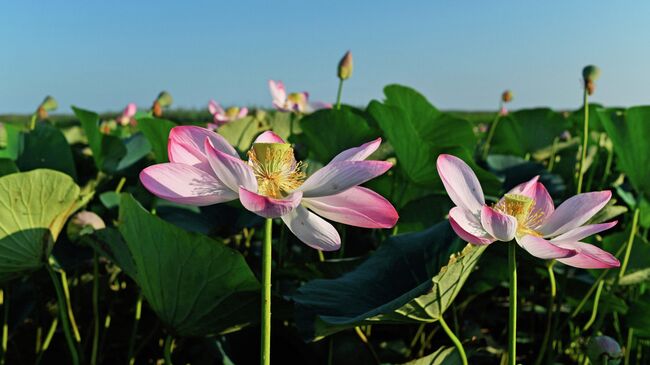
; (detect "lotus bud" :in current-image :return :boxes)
[337,51,353,80]
[582,65,601,95]
[156,91,173,107]
[501,90,513,103]
[67,211,106,241]
[587,336,623,365]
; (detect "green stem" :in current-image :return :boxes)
[91,253,100,365]
[439,316,468,365]
[46,265,79,365]
[619,207,641,279]
[335,79,344,110]
[577,89,589,194]
[1,287,8,365]
[127,293,143,365]
[481,110,502,160]
[625,329,634,365]
[547,137,559,172]
[582,280,604,331]
[354,327,380,365]
[534,261,557,365]
[29,113,37,130]
[163,334,173,365]
[260,218,272,365]
[59,270,81,343]
[508,243,517,365]
[34,318,58,365]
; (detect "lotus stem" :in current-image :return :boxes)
[619,207,640,279]
[534,261,557,365]
[354,327,380,364]
[481,109,502,160]
[1,287,8,365]
[625,329,634,365]
[582,279,604,332]
[91,253,100,365]
[163,334,174,365]
[335,79,344,110]
[46,265,79,365]
[261,218,273,365]
[34,318,58,365]
[508,243,517,365]
[577,88,589,194]
[439,316,468,365]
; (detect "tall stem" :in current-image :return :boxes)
[625,329,634,365]
[1,287,8,365]
[260,218,273,365]
[577,89,589,194]
[91,253,100,365]
[481,111,502,160]
[127,293,143,365]
[46,265,79,365]
[438,316,468,365]
[582,280,604,331]
[163,334,173,365]
[335,79,344,110]
[508,243,517,365]
[534,261,557,365]
[619,207,640,279]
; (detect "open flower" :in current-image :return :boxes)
[118,103,137,126]
[140,126,398,250]
[436,154,619,269]
[269,80,331,113]
[207,100,248,129]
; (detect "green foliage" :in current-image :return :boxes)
[16,123,77,180]
[136,117,176,163]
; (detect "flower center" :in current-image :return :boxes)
[225,107,240,119]
[495,193,544,237]
[286,93,307,111]
[247,143,306,198]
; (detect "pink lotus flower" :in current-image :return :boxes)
[269,80,332,113]
[140,126,398,250]
[436,154,620,269]
[118,103,137,126]
[207,100,248,129]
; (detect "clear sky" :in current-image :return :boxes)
[2,1,649,114]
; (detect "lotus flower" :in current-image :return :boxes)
[118,103,137,126]
[140,126,398,250]
[269,80,331,113]
[436,154,620,269]
[207,100,248,129]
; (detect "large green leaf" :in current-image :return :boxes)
[137,117,176,163]
[490,108,570,157]
[218,116,265,153]
[72,106,127,173]
[0,169,81,281]
[115,132,151,171]
[401,347,462,365]
[118,194,259,336]
[300,107,379,163]
[0,124,22,160]
[598,107,650,198]
[293,221,485,340]
[16,123,77,180]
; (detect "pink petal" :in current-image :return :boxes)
[480,206,517,242]
[301,186,398,229]
[239,187,302,218]
[309,101,333,111]
[299,160,393,198]
[204,139,257,193]
[168,126,238,166]
[140,163,237,206]
[330,138,382,163]
[515,235,576,260]
[238,107,248,118]
[436,154,485,214]
[448,207,494,245]
[551,221,618,245]
[539,191,612,237]
[281,205,341,251]
[123,103,137,118]
[506,176,540,196]
[269,80,286,104]
[555,242,620,269]
[253,131,285,144]
[208,100,223,116]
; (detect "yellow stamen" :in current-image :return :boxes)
[247,143,305,198]
[225,107,240,119]
[495,193,545,237]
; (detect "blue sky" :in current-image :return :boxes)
[1,1,649,114]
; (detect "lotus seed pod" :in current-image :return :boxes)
[337,51,353,80]
[152,100,163,117]
[582,65,601,82]
[67,211,106,241]
[501,90,513,103]
[587,336,623,365]
[156,91,173,107]
[40,95,58,111]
